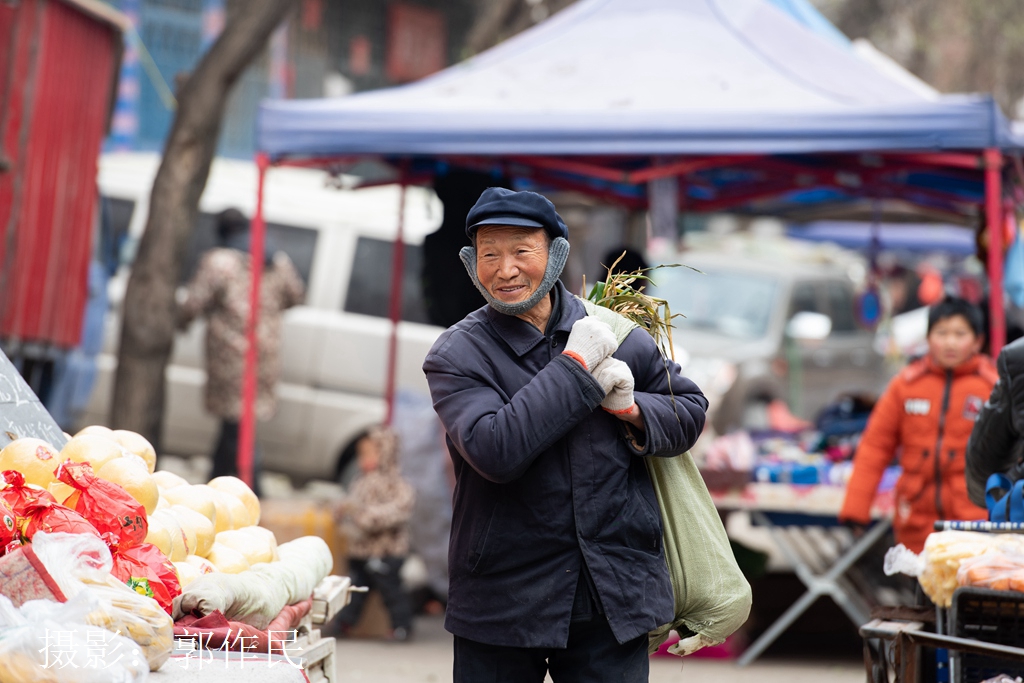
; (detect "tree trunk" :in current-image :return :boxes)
[110,0,296,445]
[465,0,521,55]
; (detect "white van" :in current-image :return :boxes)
[86,152,446,482]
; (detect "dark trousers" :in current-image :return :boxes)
[211,420,262,496]
[337,556,413,632]
[453,580,649,683]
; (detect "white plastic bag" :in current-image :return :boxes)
[174,535,334,628]
[883,543,926,577]
[0,592,148,683]
[884,531,1024,607]
[29,532,173,670]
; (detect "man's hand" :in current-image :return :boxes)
[591,357,644,431]
[562,318,617,371]
[593,357,634,411]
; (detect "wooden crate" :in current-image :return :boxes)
[297,635,336,683]
[259,499,348,575]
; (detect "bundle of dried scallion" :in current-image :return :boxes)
[582,252,695,360]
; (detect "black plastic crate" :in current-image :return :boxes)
[952,586,1024,683]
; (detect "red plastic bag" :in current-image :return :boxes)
[111,542,181,614]
[21,499,100,540]
[0,470,55,517]
[57,461,147,549]
[0,501,16,553]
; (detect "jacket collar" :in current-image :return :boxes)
[924,353,984,377]
[485,282,582,357]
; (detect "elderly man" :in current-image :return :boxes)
[422,188,707,682]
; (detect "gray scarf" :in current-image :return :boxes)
[459,237,570,317]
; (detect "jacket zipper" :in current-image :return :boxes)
[933,369,953,519]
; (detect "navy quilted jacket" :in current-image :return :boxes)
[422,282,707,648]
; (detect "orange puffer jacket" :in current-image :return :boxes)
[839,354,997,552]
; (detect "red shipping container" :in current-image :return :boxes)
[0,0,126,348]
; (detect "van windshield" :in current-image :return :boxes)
[651,266,778,341]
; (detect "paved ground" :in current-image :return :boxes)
[333,615,866,683]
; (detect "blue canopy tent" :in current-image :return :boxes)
[787,222,977,256]
[255,0,1020,239]
[236,0,1023,483]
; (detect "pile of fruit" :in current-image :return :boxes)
[0,425,333,674]
[888,530,1024,607]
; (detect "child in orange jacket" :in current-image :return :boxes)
[839,297,997,553]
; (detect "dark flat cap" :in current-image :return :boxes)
[466,187,568,241]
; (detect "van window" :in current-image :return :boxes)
[825,281,857,333]
[343,237,430,324]
[180,215,318,285]
[101,197,135,270]
[789,282,823,317]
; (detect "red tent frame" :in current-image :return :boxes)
[235,148,1015,488]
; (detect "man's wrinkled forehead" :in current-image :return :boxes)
[474,225,549,244]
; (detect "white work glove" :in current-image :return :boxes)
[592,357,635,414]
[562,317,617,372]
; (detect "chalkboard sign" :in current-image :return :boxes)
[0,350,68,449]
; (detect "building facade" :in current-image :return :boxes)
[107,0,477,158]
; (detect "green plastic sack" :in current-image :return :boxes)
[580,298,752,656]
[643,453,752,655]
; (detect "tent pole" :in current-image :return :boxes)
[384,178,408,426]
[239,152,269,488]
[985,148,1006,355]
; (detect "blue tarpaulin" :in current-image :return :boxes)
[257,0,1020,158]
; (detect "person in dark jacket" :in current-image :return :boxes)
[422,188,708,683]
[966,336,1024,506]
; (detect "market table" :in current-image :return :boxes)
[156,575,357,683]
[153,652,314,683]
[709,480,895,666]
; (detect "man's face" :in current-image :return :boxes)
[475,226,549,305]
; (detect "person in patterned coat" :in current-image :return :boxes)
[178,208,305,491]
[334,425,417,641]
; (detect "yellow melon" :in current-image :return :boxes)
[74,425,115,439]
[111,430,157,475]
[151,509,193,561]
[205,542,250,574]
[240,525,278,558]
[96,457,159,515]
[220,490,250,529]
[184,554,217,575]
[207,476,260,525]
[149,510,188,561]
[192,485,235,534]
[60,434,123,472]
[168,505,215,558]
[144,523,173,559]
[214,527,276,566]
[173,561,199,588]
[0,438,66,487]
[161,486,217,529]
[151,470,189,490]
[47,480,75,506]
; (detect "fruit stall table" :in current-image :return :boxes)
[153,576,356,683]
[708,478,895,666]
